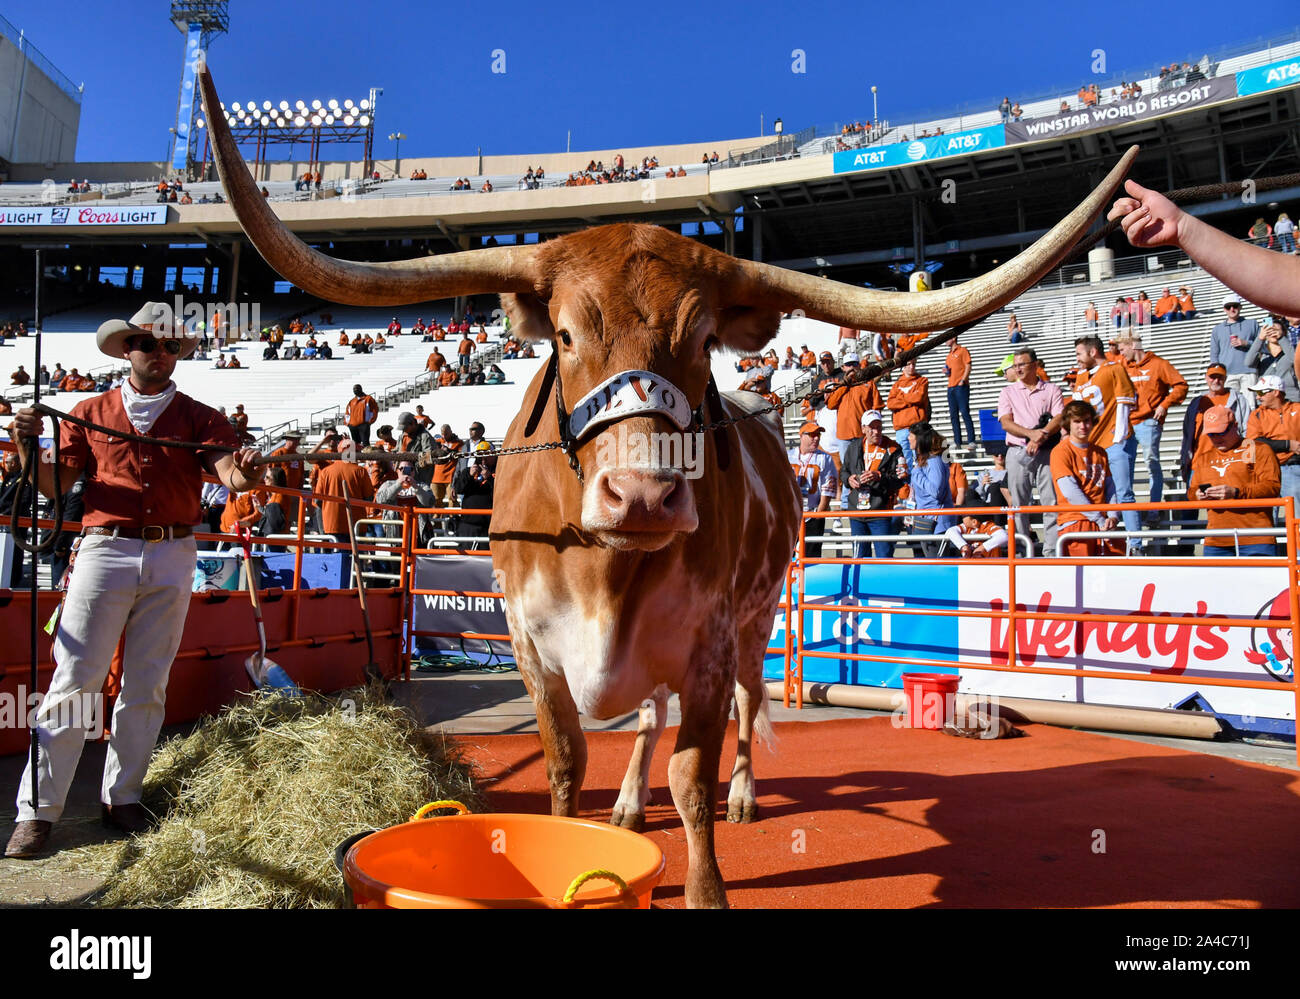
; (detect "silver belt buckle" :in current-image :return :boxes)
[142,525,167,543]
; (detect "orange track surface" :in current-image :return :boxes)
[461,718,1300,909]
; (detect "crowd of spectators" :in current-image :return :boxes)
[155,178,186,203]
[766,268,1300,560]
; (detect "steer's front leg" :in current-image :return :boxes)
[668,644,735,909]
[514,634,587,817]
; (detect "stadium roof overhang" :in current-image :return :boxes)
[738,84,1300,268]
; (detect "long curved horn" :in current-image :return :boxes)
[721,145,1139,334]
[198,64,538,304]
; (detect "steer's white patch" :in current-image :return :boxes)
[511,572,635,718]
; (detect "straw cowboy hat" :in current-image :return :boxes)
[96,302,198,360]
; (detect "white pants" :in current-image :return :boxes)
[16,533,195,822]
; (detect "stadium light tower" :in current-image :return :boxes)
[389,132,407,175]
[871,86,878,128]
[169,1,230,177]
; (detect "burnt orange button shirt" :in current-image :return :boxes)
[58,389,238,529]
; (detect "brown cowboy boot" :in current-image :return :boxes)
[101,802,155,835]
[4,820,53,859]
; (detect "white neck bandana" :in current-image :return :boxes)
[120,379,177,434]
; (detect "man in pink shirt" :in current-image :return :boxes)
[997,347,1065,556]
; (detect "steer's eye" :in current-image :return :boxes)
[702,335,719,354]
[557,329,572,347]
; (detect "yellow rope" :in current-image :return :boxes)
[562,868,630,905]
[412,800,469,821]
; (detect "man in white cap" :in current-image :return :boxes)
[1245,373,1300,510]
[1208,294,1260,404]
[840,409,906,558]
[4,302,263,859]
[789,421,838,558]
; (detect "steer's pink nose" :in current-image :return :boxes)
[584,468,697,538]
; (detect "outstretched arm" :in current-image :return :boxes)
[1108,180,1300,317]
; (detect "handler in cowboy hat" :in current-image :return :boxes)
[5,302,262,858]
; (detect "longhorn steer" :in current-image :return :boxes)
[199,63,1136,907]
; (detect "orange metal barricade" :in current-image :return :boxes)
[788,498,1300,762]
[5,453,1296,761]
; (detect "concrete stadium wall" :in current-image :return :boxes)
[0,33,80,165]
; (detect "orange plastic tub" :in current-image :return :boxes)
[342,813,666,908]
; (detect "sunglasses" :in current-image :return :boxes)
[129,335,182,355]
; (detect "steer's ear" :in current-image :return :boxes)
[500,293,555,341]
[715,306,783,353]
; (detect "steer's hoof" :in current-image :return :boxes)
[609,807,645,832]
[726,801,759,824]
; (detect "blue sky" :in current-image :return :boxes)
[8,0,1300,163]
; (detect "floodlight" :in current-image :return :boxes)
[360,99,369,110]
[196,117,205,129]
[311,115,322,126]
[262,100,272,111]
[359,115,370,126]
[295,99,306,110]
[343,99,354,109]
[261,115,270,126]
[232,102,242,112]
[279,100,289,111]
[311,99,322,110]
[294,115,306,126]
[325,114,335,125]
[328,99,339,109]
[343,114,354,126]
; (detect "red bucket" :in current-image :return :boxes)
[901,673,960,730]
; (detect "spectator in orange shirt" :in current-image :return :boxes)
[945,336,975,448]
[1117,331,1187,507]
[426,347,447,372]
[1073,335,1140,549]
[1244,373,1300,512]
[949,459,968,506]
[438,368,457,388]
[897,331,929,355]
[457,333,476,368]
[1153,287,1181,322]
[313,439,375,542]
[1179,363,1252,481]
[1083,302,1099,329]
[475,328,488,344]
[345,383,378,447]
[1177,287,1197,319]
[887,358,930,469]
[430,426,464,507]
[338,330,350,346]
[798,345,817,369]
[941,499,1008,558]
[227,355,242,369]
[825,354,884,469]
[1188,406,1281,556]
[1051,400,1124,557]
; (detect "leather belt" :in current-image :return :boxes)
[83,525,193,542]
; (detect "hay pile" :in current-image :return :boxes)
[88,688,484,908]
